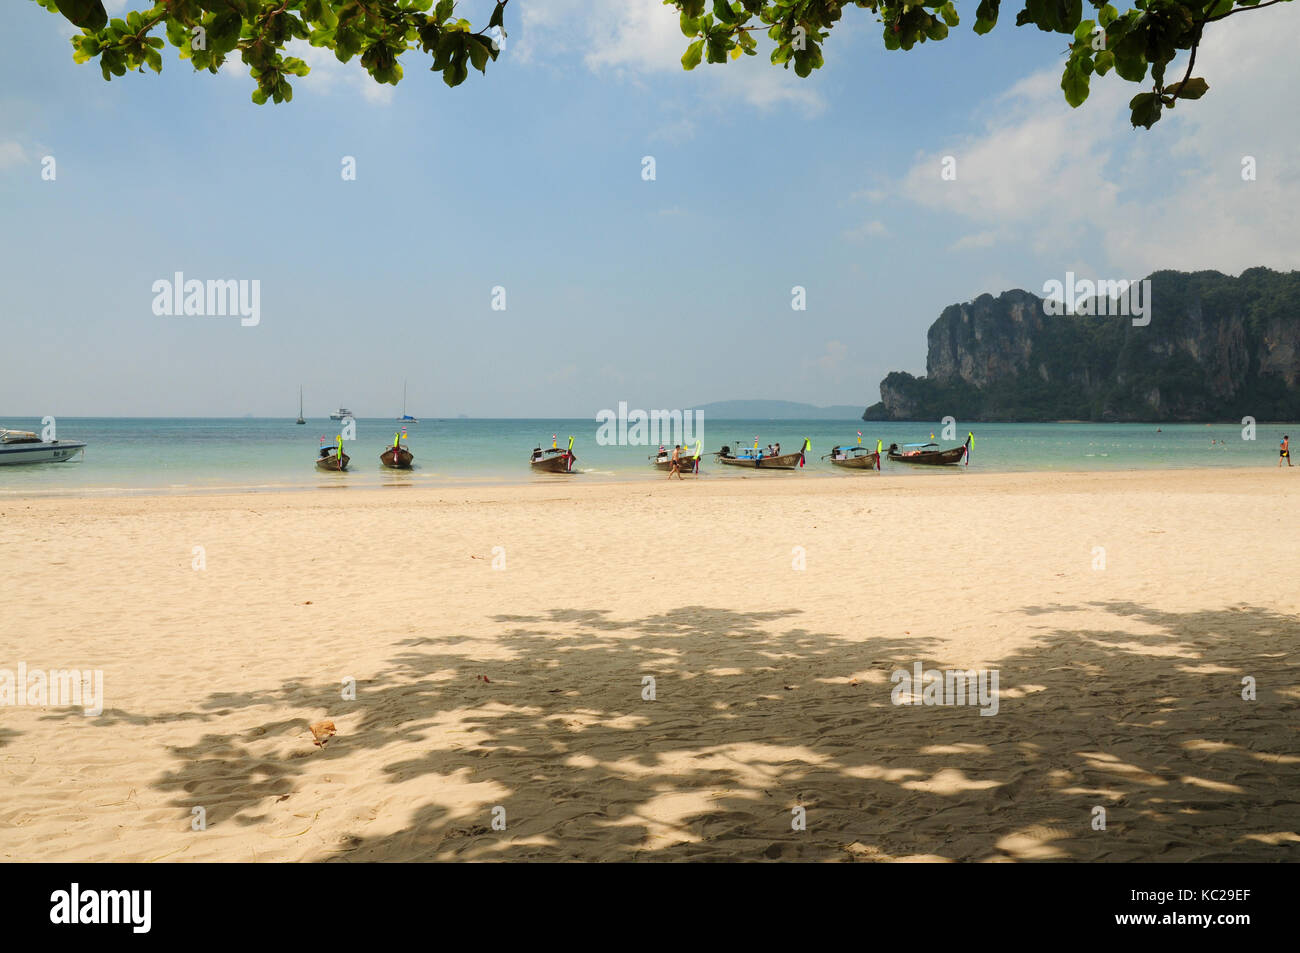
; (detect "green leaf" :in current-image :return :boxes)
[681,38,704,70]
[712,0,737,25]
[1061,59,1091,107]
[974,0,1000,35]
[1166,76,1208,100]
[489,1,506,30]
[940,2,960,28]
[1129,90,1162,129]
[251,86,268,105]
[1112,28,1147,82]
[792,41,822,77]
[435,0,454,23]
[467,35,489,72]
[53,0,106,30]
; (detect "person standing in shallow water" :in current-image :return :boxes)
[1280,435,1291,467]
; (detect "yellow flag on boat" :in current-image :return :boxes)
[337,435,343,458]
[968,431,975,446]
[694,440,702,459]
[567,435,574,451]
[876,439,882,454]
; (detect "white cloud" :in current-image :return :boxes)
[802,340,850,382]
[0,141,27,170]
[950,230,997,251]
[843,219,888,240]
[649,116,697,144]
[898,6,1300,275]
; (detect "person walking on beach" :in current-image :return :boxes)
[668,443,684,480]
[1280,435,1291,467]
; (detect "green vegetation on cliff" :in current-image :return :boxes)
[864,268,1300,422]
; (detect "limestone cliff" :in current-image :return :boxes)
[863,268,1300,422]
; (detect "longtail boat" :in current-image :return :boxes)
[823,444,881,470]
[380,429,414,469]
[651,441,703,474]
[316,445,350,471]
[315,449,351,473]
[886,433,972,466]
[712,438,810,470]
[531,435,576,473]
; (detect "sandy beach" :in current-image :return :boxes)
[1,468,1297,862]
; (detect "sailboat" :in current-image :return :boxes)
[395,380,418,423]
[295,386,306,425]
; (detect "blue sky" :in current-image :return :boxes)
[2,0,1297,418]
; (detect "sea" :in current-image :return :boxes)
[0,417,1291,497]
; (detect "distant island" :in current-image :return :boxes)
[863,267,1300,423]
[691,400,864,420]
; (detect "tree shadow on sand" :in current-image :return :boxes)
[46,601,1300,860]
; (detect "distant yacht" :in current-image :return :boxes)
[330,407,353,421]
[395,380,418,423]
[296,386,306,425]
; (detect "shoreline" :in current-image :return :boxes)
[0,460,1283,502]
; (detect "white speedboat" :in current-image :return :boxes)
[0,429,86,465]
[329,407,353,421]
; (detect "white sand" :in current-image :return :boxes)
[1,469,1297,861]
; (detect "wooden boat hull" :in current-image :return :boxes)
[316,451,350,471]
[714,450,804,470]
[531,453,575,473]
[653,457,701,474]
[829,451,880,469]
[381,447,414,469]
[887,444,967,466]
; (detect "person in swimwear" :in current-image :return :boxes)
[668,444,684,479]
[1280,434,1291,467]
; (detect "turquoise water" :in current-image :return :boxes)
[0,418,1291,497]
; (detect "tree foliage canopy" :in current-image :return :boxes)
[35,0,1292,126]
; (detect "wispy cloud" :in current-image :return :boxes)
[0,141,27,170]
[843,219,888,240]
[801,340,850,381]
[950,230,997,251]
